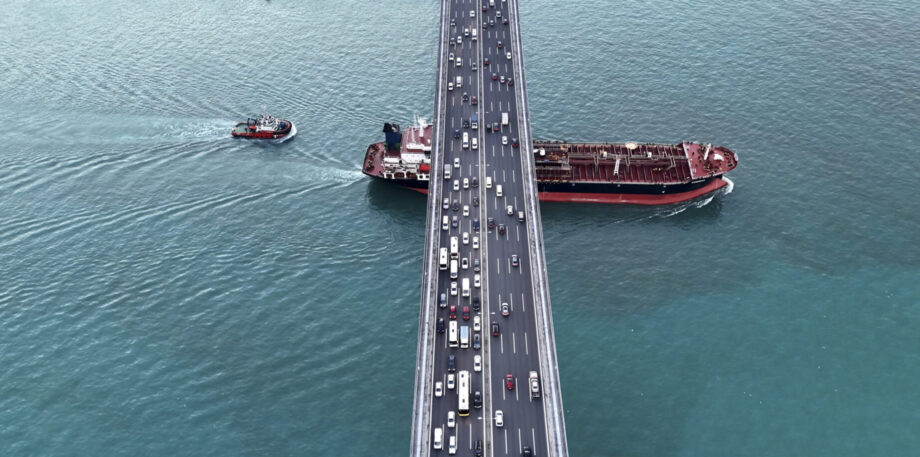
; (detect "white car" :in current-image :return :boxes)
[456,36,462,44]
[453,179,460,191]
[442,215,449,230]
[463,178,469,189]
[450,281,458,296]
[435,382,443,398]
[472,236,479,249]
[443,198,449,210]
[506,205,514,215]
[449,435,457,455]
[461,257,469,269]
[447,411,456,428]
[469,9,475,17]
[447,373,455,390]
[473,354,482,372]
[448,82,453,91]
[454,157,460,168]
[473,315,481,332]
[506,51,512,60]
[462,232,469,245]
[463,205,469,217]
[474,274,481,288]
[502,135,508,145]
[464,27,469,37]
[449,52,454,61]
[494,410,503,427]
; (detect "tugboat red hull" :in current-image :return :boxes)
[231,118,295,140]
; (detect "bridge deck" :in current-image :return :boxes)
[411,1,568,456]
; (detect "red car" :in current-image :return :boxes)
[491,73,498,81]
[505,374,514,390]
[462,306,470,321]
[491,322,500,336]
[497,41,503,49]
[449,305,457,320]
[483,58,489,66]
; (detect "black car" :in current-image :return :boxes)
[437,318,445,333]
[487,217,495,229]
[472,196,479,207]
[473,334,481,350]
[472,218,480,231]
[462,92,469,102]
[452,200,459,212]
[448,355,456,372]
[463,119,470,129]
[471,177,479,188]
[491,322,500,336]
[498,223,506,235]
[521,446,532,457]
[454,129,460,138]
[474,440,483,457]
[473,391,482,408]
[472,296,480,311]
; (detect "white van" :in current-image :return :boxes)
[471,138,478,150]
[496,184,503,197]
[450,260,458,279]
[462,132,469,149]
[433,427,443,450]
[444,168,451,180]
[485,177,492,189]
[455,75,462,88]
[450,236,459,259]
[439,248,448,270]
[442,215,449,230]
[471,29,477,40]
[460,325,469,349]
[462,278,470,297]
[448,321,458,347]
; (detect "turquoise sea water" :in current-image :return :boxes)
[1,0,918,455]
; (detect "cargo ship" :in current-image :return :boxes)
[363,119,737,205]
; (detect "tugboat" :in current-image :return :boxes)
[231,114,296,142]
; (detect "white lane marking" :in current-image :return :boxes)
[512,332,516,354]
[517,428,522,454]
[524,331,529,355]
[504,428,508,455]
[499,332,504,354]
[521,292,525,313]
[532,428,537,455]
[515,377,519,401]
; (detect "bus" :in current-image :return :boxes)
[457,370,470,416]
[450,236,459,259]
[439,248,448,270]
[449,321,458,348]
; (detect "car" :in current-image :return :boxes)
[506,51,512,60]
[452,216,459,228]
[453,179,460,191]
[462,232,469,245]
[449,436,457,455]
[461,257,469,269]
[487,217,495,229]
[473,315,481,331]
[462,306,470,321]
[482,5,488,11]
[472,63,477,71]
[474,354,482,372]
[437,318,445,333]
[463,178,469,189]
[494,410,504,427]
[454,157,460,168]
[473,391,482,408]
[506,205,514,215]
[508,77,514,86]
[447,411,456,428]
[472,296,480,311]
[473,334,481,350]
[474,274,480,288]
[483,58,489,66]
[491,322,500,336]
[462,92,469,102]
[502,135,508,145]
[497,40,503,49]
[511,254,519,267]
[522,446,532,457]
[450,18,455,27]
[472,218,480,231]
[472,195,479,206]
[448,354,456,372]
[491,73,498,81]
[456,36,462,44]
[482,22,488,29]
[454,129,461,138]
[492,122,499,132]
[501,302,510,317]
[529,371,541,398]
[447,373,455,390]
[449,304,457,319]
[447,82,453,91]
[489,19,495,26]
[498,223,506,235]
[462,119,470,129]
[512,138,519,147]
[435,382,444,397]
[448,52,454,61]
[450,281,458,296]
[452,200,459,212]
[464,27,469,37]
[496,11,501,17]
[469,9,474,17]
[440,293,447,308]
[443,197,449,210]
[472,177,479,187]
[442,216,449,230]
[503,17,509,25]
[473,238,480,251]
[471,95,477,105]
[500,75,505,84]
[463,205,469,217]
[517,211,525,223]
[505,374,514,390]
[474,439,483,457]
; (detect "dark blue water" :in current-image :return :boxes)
[1,0,917,455]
